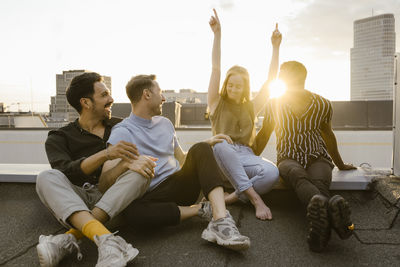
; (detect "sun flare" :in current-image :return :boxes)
[269,79,287,99]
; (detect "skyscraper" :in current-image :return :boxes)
[49,70,111,122]
[351,14,396,101]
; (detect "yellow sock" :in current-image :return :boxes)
[65,228,84,240]
[81,219,111,242]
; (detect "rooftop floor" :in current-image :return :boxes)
[1,177,400,267]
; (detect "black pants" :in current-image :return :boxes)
[122,142,224,227]
[278,158,333,206]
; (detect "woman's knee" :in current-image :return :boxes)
[259,161,280,182]
[212,139,231,153]
[252,163,279,193]
[212,140,235,161]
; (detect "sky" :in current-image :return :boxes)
[0,0,399,112]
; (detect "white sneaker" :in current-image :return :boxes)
[94,233,139,267]
[36,233,82,267]
[201,216,250,251]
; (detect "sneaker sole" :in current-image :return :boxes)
[124,247,139,263]
[201,229,250,251]
[37,243,55,267]
[329,195,353,240]
[96,258,126,267]
[306,195,331,253]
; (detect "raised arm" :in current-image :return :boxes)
[207,8,222,115]
[253,24,282,115]
[320,121,356,170]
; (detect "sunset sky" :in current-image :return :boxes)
[0,0,399,112]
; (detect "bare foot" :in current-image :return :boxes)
[253,199,272,221]
[243,187,272,220]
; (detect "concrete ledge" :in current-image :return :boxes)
[0,164,50,183]
[271,167,391,190]
[330,167,391,190]
[0,164,392,190]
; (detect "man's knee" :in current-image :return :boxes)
[36,169,65,195]
[278,165,309,188]
[281,163,307,179]
[187,142,213,158]
[191,141,211,152]
[114,170,150,196]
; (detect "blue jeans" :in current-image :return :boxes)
[213,140,279,202]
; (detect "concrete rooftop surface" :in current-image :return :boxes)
[1,177,400,267]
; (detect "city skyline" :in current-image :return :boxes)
[0,0,399,112]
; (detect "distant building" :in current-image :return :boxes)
[162,89,207,104]
[49,70,111,123]
[351,14,396,100]
[0,113,47,128]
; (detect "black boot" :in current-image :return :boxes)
[306,194,331,252]
[328,195,354,240]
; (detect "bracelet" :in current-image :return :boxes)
[106,147,111,160]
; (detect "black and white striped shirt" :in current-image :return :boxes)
[263,91,333,168]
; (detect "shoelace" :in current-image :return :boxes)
[113,236,131,257]
[63,239,83,261]
[97,232,128,258]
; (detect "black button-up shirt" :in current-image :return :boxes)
[45,117,122,186]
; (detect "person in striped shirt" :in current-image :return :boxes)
[252,61,356,252]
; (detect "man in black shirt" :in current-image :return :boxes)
[253,61,355,253]
[36,72,154,266]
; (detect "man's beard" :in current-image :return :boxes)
[93,101,112,119]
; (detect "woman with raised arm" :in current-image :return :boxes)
[208,9,281,220]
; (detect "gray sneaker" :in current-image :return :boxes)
[201,216,250,251]
[36,233,82,267]
[198,201,233,222]
[94,233,139,267]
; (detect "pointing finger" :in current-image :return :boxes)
[213,8,219,20]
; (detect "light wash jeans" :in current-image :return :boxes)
[213,140,279,202]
